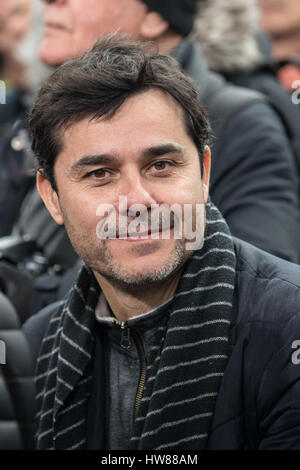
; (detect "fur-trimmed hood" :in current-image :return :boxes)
[193,0,263,73]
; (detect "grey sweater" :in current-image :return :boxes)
[94,293,172,450]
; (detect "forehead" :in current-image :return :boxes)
[58,89,195,164]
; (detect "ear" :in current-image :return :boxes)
[139,11,169,40]
[36,171,64,226]
[202,146,211,203]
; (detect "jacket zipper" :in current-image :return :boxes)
[117,320,131,349]
[115,320,147,418]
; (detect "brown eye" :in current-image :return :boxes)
[154,162,166,170]
[153,161,171,171]
[93,169,108,178]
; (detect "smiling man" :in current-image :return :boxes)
[23,36,300,450]
[37,88,209,304]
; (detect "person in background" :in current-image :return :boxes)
[0,0,52,240]
[259,0,300,91]
[0,0,32,139]
[193,0,300,217]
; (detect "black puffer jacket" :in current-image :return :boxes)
[0,292,35,449]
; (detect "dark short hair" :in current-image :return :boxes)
[29,34,210,190]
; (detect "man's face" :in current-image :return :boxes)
[259,0,300,39]
[38,89,210,290]
[39,0,148,65]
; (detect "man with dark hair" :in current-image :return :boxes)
[23,35,300,450]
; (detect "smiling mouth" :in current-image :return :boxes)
[115,227,174,241]
[120,233,156,240]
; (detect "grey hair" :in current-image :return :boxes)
[193,0,263,73]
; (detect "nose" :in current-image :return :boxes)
[120,174,156,211]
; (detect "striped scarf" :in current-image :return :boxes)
[35,201,236,450]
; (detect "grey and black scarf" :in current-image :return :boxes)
[35,201,236,450]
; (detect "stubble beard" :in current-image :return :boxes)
[92,238,190,291]
[60,198,205,291]
[64,216,190,291]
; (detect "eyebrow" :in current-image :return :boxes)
[141,143,185,158]
[70,143,185,175]
[70,154,119,175]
